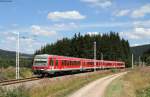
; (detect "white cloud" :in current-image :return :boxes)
[131,4,150,18]
[7,36,16,41]
[49,22,78,31]
[121,27,150,39]
[86,32,99,36]
[81,0,112,8]
[133,20,150,28]
[47,10,86,21]
[131,43,140,47]
[80,22,131,28]
[115,9,130,16]
[31,25,57,36]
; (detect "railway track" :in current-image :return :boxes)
[0,69,127,86]
[0,77,40,86]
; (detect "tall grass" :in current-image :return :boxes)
[136,88,150,97]
[0,70,118,97]
[0,67,32,80]
[104,67,150,97]
[104,77,124,97]
[29,71,113,97]
[0,86,29,97]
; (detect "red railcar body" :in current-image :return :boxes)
[32,54,125,75]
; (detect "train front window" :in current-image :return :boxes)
[34,60,47,66]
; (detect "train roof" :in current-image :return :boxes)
[34,54,124,63]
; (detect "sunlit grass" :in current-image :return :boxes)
[0,67,32,80]
[0,86,29,97]
[104,77,123,97]
[104,67,150,97]
[29,71,114,97]
[0,70,120,97]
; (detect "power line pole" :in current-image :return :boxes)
[101,53,104,69]
[139,56,141,67]
[132,53,134,69]
[94,41,96,71]
[16,32,20,79]
[101,53,103,60]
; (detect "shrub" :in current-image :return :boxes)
[0,86,29,97]
[111,69,119,73]
[137,88,150,97]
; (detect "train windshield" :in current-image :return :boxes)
[34,60,47,66]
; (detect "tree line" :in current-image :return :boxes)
[35,32,131,67]
[0,58,32,68]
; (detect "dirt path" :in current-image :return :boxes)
[68,72,127,97]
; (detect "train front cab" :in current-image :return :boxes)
[32,55,58,76]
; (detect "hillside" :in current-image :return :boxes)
[131,44,150,61]
[0,49,33,68]
[0,49,33,59]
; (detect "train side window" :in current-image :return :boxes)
[64,60,66,66]
[71,61,73,66]
[78,61,80,65]
[50,59,53,66]
[66,61,67,66]
[62,60,64,66]
[67,61,69,66]
[56,60,58,66]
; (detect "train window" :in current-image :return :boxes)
[62,60,64,66]
[34,61,47,66]
[64,60,66,66]
[50,59,53,66]
[56,60,58,66]
[70,61,73,66]
[66,61,69,66]
[68,61,70,66]
[78,61,80,65]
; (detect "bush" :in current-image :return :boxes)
[137,88,150,97]
[0,67,32,80]
[0,86,29,97]
[111,69,119,73]
[20,68,32,78]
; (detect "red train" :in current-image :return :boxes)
[32,54,125,75]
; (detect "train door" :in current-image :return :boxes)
[53,57,56,69]
[49,57,55,70]
[57,59,62,70]
[54,58,60,70]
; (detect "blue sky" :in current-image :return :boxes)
[0,0,150,54]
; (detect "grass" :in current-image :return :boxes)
[104,77,124,97]
[136,88,150,97]
[0,86,29,97]
[104,67,150,97]
[29,71,114,97]
[0,67,33,80]
[1,70,119,97]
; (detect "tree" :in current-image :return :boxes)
[35,32,131,67]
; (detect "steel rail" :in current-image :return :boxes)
[0,77,40,86]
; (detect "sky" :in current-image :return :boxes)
[0,0,150,54]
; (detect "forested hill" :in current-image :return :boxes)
[0,49,33,68]
[131,44,150,61]
[35,32,131,67]
[0,49,32,59]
